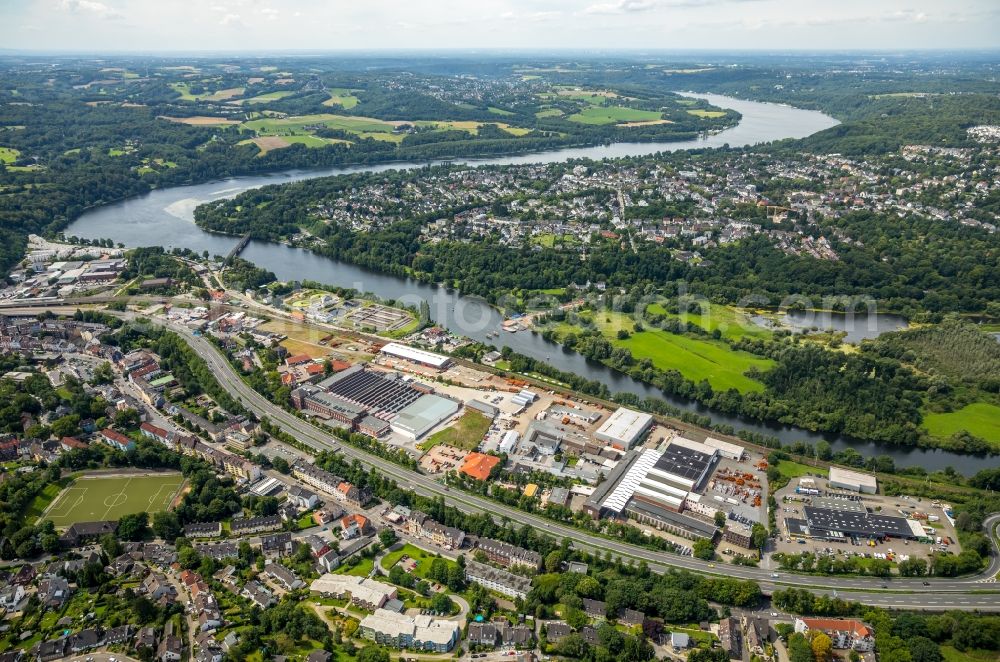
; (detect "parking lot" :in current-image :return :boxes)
[773,476,961,562]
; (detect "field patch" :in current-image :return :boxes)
[418,410,491,452]
[615,327,774,392]
[568,106,665,125]
[0,147,20,164]
[923,402,1000,447]
[535,108,563,118]
[687,109,727,118]
[243,90,296,105]
[159,115,239,126]
[550,310,773,393]
[42,472,184,528]
[323,88,360,109]
[239,135,351,155]
[169,83,245,102]
[645,302,772,341]
[619,119,675,127]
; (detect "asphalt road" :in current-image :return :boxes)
[150,319,1000,611]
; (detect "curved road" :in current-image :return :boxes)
[153,319,1000,611]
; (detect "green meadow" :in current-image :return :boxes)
[923,402,1000,449]
[322,88,360,109]
[552,310,774,393]
[645,302,772,341]
[568,105,665,125]
[243,90,296,104]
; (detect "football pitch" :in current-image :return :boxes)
[42,472,185,527]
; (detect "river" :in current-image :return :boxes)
[64,94,982,473]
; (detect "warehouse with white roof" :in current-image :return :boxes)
[704,436,745,461]
[379,343,451,370]
[829,467,877,494]
[390,393,460,440]
[595,407,653,450]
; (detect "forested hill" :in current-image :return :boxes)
[792,94,1000,156]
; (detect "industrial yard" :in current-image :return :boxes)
[772,469,962,563]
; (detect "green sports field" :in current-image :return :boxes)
[42,472,184,527]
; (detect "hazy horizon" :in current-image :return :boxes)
[2,0,998,52]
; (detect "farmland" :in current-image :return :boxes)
[169,82,245,102]
[240,113,533,145]
[242,112,406,142]
[687,109,727,118]
[567,105,665,125]
[41,472,184,528]
[238,134,352,155]
[0,146,19,163]
[242,90,296,104]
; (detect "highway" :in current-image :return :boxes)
[154,318,1000,611]
[5,301,997,610]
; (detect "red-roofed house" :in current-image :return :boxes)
[285,354,313,367]
[100,428,136,452]
[459,452,501,481]
[140,422,173,447]
[794,618,874,651]
[340,513,372,540]
[60,436,89,452]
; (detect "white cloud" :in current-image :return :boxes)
[219,12,244,27]
[58,0,123,20]
[584,0,657,14]
[500,10,560,22]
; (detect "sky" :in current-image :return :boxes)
[1,0,999,52]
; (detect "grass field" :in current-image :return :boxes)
[775,459,820,480]
[243,90,296,104]
[687,109,727,118]
[616,327,773,392]
[645,302,773,341]
[419,410,491,452]
[940,647,999,662]
[923,402,1000,447]
[242,112,403,142]
[488,106,514,116]
[169,83,245,102]
[42,472,184,527]
[159,115,239,126]
[380,544,454,579]
[242,113,531,145]
[335,556,375,577]
[568,105,664,125]
[0,146,20,163]
[323,88,360,109]
[551,310,773,392]
[535,108,564,118]
[239,134,352,155]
